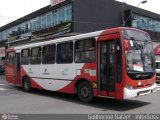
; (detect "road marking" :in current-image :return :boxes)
[0,84,6,86]
[0,81,7,83]
[0,87,6,91]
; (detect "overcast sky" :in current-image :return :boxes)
[0,0,159,27]
[116,0,160,13]
[0,0,49,27]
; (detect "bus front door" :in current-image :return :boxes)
[98,39,122,99]
[15,53,20,85]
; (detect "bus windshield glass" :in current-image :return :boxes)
[121,29,155,79]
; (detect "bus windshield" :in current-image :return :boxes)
[122,29,155,79]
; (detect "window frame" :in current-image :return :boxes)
[74,38,96,63]
[21,49,30,65]
[56,41,73,64]
[30,47,41,65]
[42,44,56,64]
[6,52,15,65]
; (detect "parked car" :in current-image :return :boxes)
[0,65,5,75]
[155,60,160,83]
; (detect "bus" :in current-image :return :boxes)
[5,27,157,102]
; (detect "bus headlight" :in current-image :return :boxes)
[125,85,135,90]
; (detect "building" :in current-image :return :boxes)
[0,0,160,63]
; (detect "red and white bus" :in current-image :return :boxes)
[6,27,157,102]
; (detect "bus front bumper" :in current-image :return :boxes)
[123,83,157,99]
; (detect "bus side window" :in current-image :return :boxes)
[57,42,73,64]
[6,52,15,65]
[30,47,41,64]
[74,38,95,63]
[21,49,30,65]
[42,44,55,64]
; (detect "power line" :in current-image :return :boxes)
[0,15,18,20]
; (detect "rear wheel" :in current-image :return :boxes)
[77,81,93,102]
[23,77,31,91]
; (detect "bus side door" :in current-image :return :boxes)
[6,52,15,84]
[15,53,20,85]
[98,37,123,99]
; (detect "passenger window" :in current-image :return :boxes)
[21,49,30,65]
[30,47,41,64]
[75,38,95,63]
[57,42,73,64]
[42,44,55,64]
[6,52,15,65]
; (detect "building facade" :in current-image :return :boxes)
[0,0,160,62]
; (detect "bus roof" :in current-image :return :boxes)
[11,30,103,52]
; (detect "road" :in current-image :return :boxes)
[0,75,160,114]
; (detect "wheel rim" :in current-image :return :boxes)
[24,79,30,90]
[81,87,89,98]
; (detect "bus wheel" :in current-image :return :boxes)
[77,81,93,102]
[23,77,31,91]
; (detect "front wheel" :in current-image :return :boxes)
[77,81,94,102]
[23,77,31,91]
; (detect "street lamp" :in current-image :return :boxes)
[122,0,147,26]
[137,0,147,7]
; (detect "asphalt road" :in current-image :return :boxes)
[0,75,160,114]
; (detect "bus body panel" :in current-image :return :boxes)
[6,64,15,84]
[123,83,157,99]
[20,62,97,92]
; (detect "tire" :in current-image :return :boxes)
[23,77,31,91]
[77,81,94,103]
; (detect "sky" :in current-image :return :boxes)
[116,0,160,13]
[0,0,49,27]
[0,0,159,27]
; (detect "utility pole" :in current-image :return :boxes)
[122,0,147,27]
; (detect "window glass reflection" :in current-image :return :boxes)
[132,14,160,32]
[0,4,72,41]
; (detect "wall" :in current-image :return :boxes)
[73,0,123,33]
[73,0,160,43]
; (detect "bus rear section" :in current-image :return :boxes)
[5,27,157,102]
